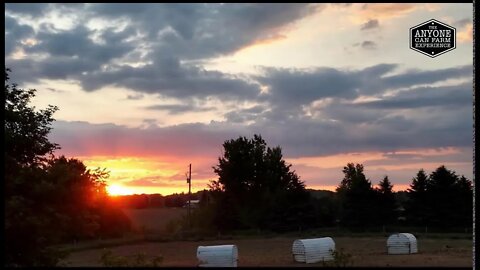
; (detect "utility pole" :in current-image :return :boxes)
[186,163,192,229]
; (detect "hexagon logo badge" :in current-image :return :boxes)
[410,19,456,58]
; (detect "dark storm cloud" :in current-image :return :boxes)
[5,3,471,105]
[224,105,268,123]
[146,104,215,115]
[4,16,35,56]
[87,3,320,59]
[381,65,472,90]
[246,89,471,157]
[47,61,474,178]
[359,63,397,76]
[5,3,87,21]
[360,19,379,30]
[364,149,473,167]
[7,57,261,102]
[5,3,49,17]
[8,3,320,100]
[8,57,98,82]
[6,21,137,84]
[77,58,261,100]
[6,22,261,101]
[257,67,362,106]
[25,25,135,65]
[256,64,469,112]
[50,99,473,160]
[357,83,472,109]
[318,100,384,124]
[50,120,244,158]
[311,83,472,139]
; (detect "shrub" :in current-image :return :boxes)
[325,248,353,267]
[100,249,163,267]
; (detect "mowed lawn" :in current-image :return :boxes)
[63,236,472,267]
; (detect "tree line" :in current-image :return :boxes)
[109,190,208,208]
[187,135,473,234]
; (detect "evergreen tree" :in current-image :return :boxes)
[376,176,398,225]
[453,175,473,227]
[427,165,459,227]
[427,166,472,228]
[336,163,378,228]
[406,169,430,226]
[406,166,473,229]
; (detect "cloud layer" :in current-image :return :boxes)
[5,4,473,190]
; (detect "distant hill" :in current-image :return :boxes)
[110,189,209,209]
[113,189,342,208]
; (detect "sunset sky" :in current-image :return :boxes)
[5,3,473,195]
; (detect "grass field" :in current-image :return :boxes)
[59,208,473,267]
[62,235,473,267]
[122,207,187,233]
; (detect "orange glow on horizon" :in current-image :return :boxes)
[75,148,469,196]
[107,184,136,196]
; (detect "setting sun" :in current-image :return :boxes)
[80,156,213,195]
[106,184,135,196]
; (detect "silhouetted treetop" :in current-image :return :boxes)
[5,67,59,168]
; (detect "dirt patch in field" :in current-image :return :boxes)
[62,236,473,267]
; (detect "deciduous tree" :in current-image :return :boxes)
[5,68,131,266]
[210,134,312,231]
